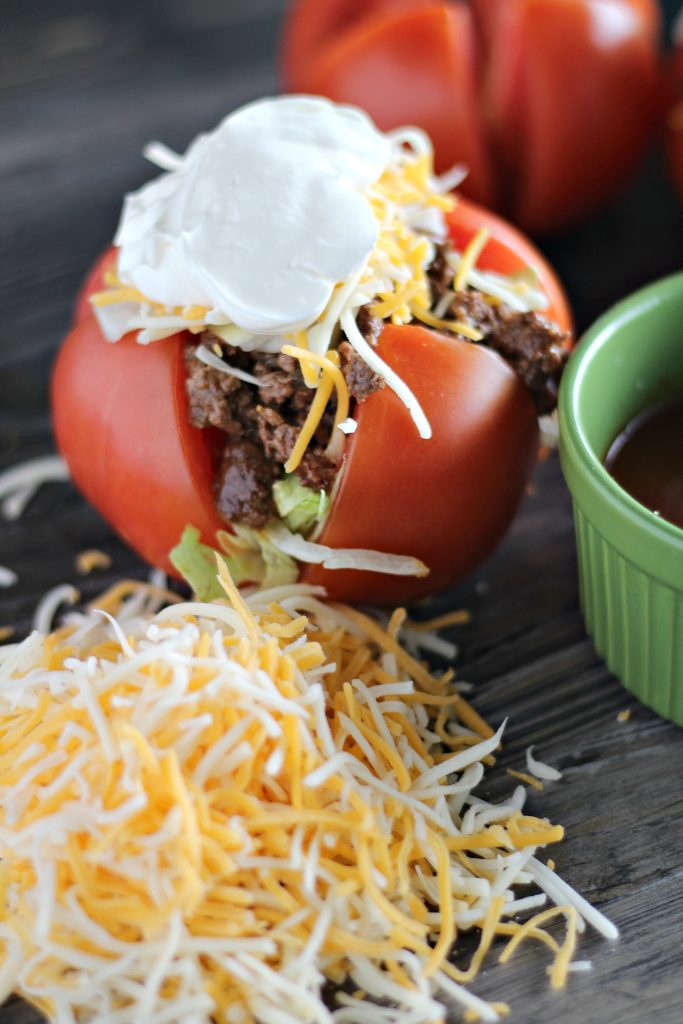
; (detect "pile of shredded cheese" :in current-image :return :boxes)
[0,575,616,1024]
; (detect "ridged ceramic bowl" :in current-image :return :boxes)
[559,273,683,725]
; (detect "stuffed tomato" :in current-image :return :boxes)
[53,96,571,604]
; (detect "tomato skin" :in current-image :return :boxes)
[282,0,660,233]
[52,319,225,575]
[486,0,661,233]
[665,40,683,203]
[293,4,497,207]
[281,0,432,90]
[58,198,570,603]
[303,325,539,603]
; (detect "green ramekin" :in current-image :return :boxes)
[559,273,683,725]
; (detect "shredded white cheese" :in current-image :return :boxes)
[0,566,18,588]
[32,583,80,635]
[337,417,358,435]
[0,455,70,520]
[194,343,261,386]
[265,522,429,577]
[526,746,563,783]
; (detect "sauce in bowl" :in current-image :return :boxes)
[604,398,683,530]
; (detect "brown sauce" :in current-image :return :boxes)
[604,398,683,530]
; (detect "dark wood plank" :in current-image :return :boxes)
[1,2,683,1022]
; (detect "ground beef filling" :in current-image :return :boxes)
[184,307,388,528]
[185,245,569,528]
[448,290,568,415]
[427,242,455,304]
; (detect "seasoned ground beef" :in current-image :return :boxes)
[486,308,569,415]
[185,336,347,527]
[257,407,338,491]
[255,406,299,465]
[339,341,385,402]
[355,304,383,346]
[427,243,455,305]
[450,289,500,337]
[214,440,277,527]
[447,290,569,415]
[184,347,241,432]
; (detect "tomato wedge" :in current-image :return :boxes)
[296,3,496,206]
[282,0,660,233]
[54,198,570,603]
[52,322,224,575]
[303,325,538,603]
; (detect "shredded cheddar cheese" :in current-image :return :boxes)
[454,229,490,293]
[280,346,350,471]
[507,769,545,792]
[75,549,113,575]
[292,330,320,389]
[0,577,617,1023]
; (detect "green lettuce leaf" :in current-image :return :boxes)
[273,475,331,536]
[216,525,298,590]
[170,524,297,601]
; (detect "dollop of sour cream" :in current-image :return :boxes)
[114,96,392,335]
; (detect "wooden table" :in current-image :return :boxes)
[2,2,683,1021]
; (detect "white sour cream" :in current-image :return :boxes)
[114,96,392,335]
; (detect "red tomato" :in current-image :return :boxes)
[665,28,683,202]
[54,198,570,603]
[282,0,661,233]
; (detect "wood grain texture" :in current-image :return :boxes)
[1,1,683,1022]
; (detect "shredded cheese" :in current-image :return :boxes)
[507,769,545,792]
[454,229,490,293]
[32,583,80,634]
[75,549,112,575]
[265,523,429,579]
[410,306,483,341]
[526,747,562,783]
[280,346,350,470]
[0,456,70,521]
[337,417,358,435]
[293,330,320,389]
[0,566,18,588]
[194,345,261,386]
[0,578,616,1023]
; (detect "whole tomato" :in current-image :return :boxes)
[53,199,571,604]
[282,0,661,234]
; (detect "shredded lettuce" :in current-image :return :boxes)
[273,475,331,536]
[170,524,297,600]
[217,526,298,589]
